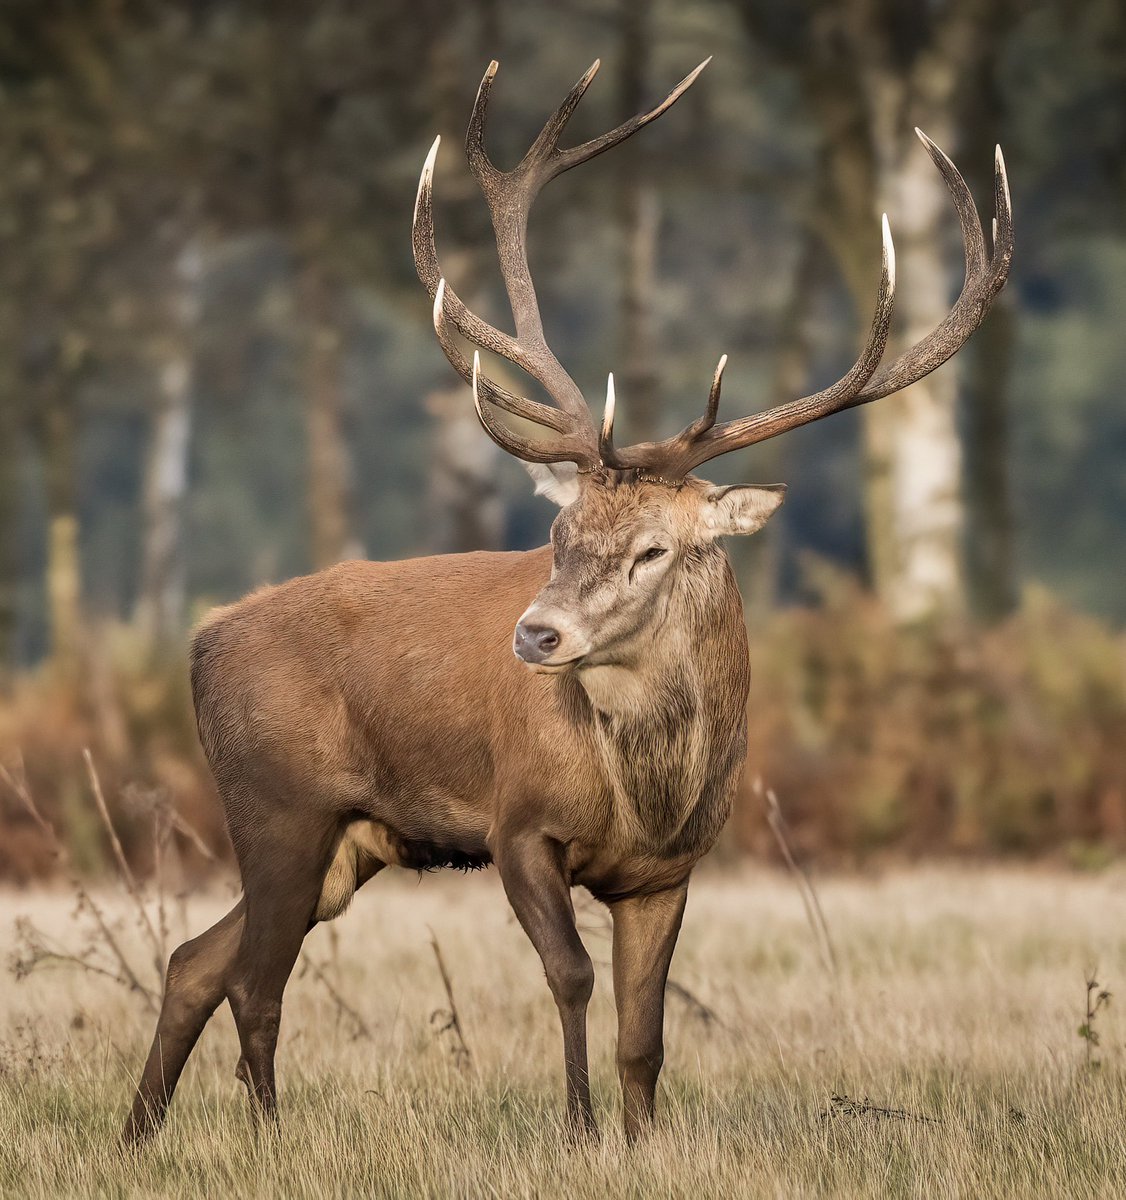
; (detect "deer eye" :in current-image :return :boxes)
[635,546,667,565]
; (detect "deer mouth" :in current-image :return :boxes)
[523,655,585,675]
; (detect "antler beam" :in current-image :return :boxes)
[414,58,710,469]
[604,130,1012,479]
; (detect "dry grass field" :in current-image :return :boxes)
[4,865,1126,1198]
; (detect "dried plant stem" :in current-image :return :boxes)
[756,777,839,980]
[152,807,170,971]
[299,951,372,1040]
[0,758,159,1011]
[428,930,473,1070]
[825,1093,940,1125]
[665,978,729,1030]
[1080,967,1111,1069]
[83,749,163,978]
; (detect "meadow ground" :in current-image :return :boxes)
[4,864,1126,1198]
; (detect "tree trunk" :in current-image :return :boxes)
[136,241,201,644]
[421,15,503,554]
[43,383,82,672]
[963,297,1017,620]
[617,0,660,439]
[300,254,360,570]
[865,122,967,620]
[0,397,19,674]
[425,380,505,553]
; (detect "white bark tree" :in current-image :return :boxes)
[136,240,201,644]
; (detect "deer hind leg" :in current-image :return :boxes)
[225,817,342,1123]
[122,899,246,1146]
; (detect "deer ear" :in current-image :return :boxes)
[699,484,786,539]
[523,461,582,507]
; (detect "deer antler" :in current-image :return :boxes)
[414,58,709,468]
[602,130,1013,479]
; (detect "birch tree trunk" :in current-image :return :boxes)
[737,0,990,620]
[136,240,201,644]
[857,1,986,621]
[864,115,966,620]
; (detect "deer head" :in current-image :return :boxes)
[413,59,1012,675]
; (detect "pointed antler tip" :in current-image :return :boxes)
[881,214,896,282]
[486,60,499,76]
[600,373,617,442]
[914,127,941,154]
[431,279,446,329]
[717,353,728,372]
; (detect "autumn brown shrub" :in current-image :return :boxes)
[0,625,224,883]
[735,575,1126,864]
[1,584,1124,881]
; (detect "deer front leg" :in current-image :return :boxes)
[495,833,597,1139]
[608,884,688,1142]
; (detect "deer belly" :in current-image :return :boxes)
[314,818,492,921]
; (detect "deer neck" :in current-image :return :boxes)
[574,546,742,717]
[560,547,748,852]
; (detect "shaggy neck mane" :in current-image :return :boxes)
[555,544,748,853]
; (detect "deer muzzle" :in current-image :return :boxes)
[513,608,591,671]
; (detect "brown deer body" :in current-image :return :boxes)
[124,57,1011,1145]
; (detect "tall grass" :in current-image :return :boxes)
[4,867,1126,1198]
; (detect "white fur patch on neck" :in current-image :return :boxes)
[578,663,651,715]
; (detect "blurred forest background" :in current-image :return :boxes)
[0,0,1123,881]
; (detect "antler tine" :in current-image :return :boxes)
[599,372,619,465]
[415,58,709,470]
[433,282,571,434]
[688,354,727,438]
[472,352,597,467]
[854,134,1012,403]
[551,58,711,179]
[523,59,603,170]
[465,61,500,183]
[608,215,896,477]
[609,135,1012,479]
[914,128,986,286]
[413,137,521,362]
[988,144,1013,292]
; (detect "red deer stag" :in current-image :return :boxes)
[124,57,1012,1144]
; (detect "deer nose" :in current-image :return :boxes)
[513,622,562,664]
